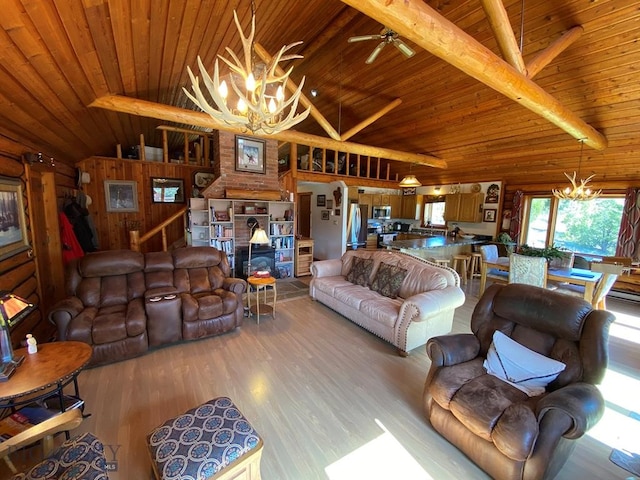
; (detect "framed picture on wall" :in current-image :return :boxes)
[317,194,326,207]
[321,210,330,220]
[104,180,139,212]
[484,208,497,223]
[235,135,266,174]
[0,177,29,261]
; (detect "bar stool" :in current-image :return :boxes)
[433,258,450,267]
[469,252,483,280]
[452,254,471,285]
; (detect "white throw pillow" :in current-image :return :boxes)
[483,330,566,397]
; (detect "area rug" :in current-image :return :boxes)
[609,411,640,476]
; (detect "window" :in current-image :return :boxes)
[423,201,446,226]
[523,196,625,257]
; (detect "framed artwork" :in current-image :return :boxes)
[0,177,29,261]
[335,209,341,216]
[326,199,333,210]
[484,208,497,223]
[321,210,330,220]
[317,194,326,207]
[235,135,266,174]
[194,171,215,188]
[151,177,185,204]
[104,180,139,212]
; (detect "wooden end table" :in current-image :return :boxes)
[247,276,277,324]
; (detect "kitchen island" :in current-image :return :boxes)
[382,235,486,261]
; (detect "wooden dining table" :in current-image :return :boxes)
[479,260,602,302]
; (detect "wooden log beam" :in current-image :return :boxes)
[254,43,341,141]
[480,0,526,74]
[341,98,403,141]
[527,26,584,79]
[339,0,607,150]
[89,95,447,168]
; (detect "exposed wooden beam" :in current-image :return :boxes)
[89,95,447,168]
[341,98,403,141]
[254,43,341,141]
[527,26,584,79]
[480,0,527,74]
[340,0,607,150]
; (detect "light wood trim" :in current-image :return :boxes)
[89,95,447,168]
[340,98,403,141]
[129,206,188,252]
[527,26,584,79]
[339,0,608,150]
[480,0,527,74]
[254,43,341,141]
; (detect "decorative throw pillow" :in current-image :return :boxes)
[483,330,566,397]
[346,257,374,287]
[370,262,407,299]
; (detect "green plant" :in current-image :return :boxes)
[519,244,568,261]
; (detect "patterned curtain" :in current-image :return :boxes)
[509,189,524,242]
[616,187,640,262]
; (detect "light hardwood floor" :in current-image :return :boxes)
[1,281,638,479]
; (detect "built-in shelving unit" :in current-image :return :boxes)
[188,198,295,278]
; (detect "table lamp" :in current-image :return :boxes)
[0,291,35,381]
[248,228,270,277]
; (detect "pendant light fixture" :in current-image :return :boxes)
[399,163,422,187]
[552,140,601,201]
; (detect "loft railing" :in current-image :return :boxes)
[129,206,188,252]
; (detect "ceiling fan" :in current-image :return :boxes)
[348,27,416,64]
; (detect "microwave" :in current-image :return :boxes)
[372,205,391,219]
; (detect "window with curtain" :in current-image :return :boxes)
[522,195,625,256]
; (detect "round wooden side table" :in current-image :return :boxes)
[247,276,277,324]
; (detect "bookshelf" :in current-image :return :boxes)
[188,198,295,278]
[295,238,314,277]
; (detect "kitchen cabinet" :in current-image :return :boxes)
[371,194,382,206]
[444,193,484,222]
[366,234,378,250]
[381,194,390,205]
[400,194,423,220]
[389,195,402,218]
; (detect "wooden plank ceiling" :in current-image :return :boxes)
[0,0,638,187]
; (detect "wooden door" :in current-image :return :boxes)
[297,192,311,238]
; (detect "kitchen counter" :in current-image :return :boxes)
[383,236,484,250]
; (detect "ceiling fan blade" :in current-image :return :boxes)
[348,34,382,43]
[393,39,416,58]
[366,41,386,64]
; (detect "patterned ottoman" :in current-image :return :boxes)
[10,432,108,480]
[147,397,263,480]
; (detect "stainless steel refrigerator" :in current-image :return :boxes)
[347,203,368,250]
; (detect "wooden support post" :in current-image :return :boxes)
[527,26,584,79]
[139,134,146,161]
[116,144,122,159]
[341,99,403,141]
[290,143,298,176]
[129,230,140,252]
[184,133,189,165]
[162,130,169,163]
[480,0,527,74]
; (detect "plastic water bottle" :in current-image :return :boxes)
[26,334,38,354]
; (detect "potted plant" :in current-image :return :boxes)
[519,244,569,262]
[497,232,515,254]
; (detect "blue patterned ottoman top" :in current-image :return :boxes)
[10,432,109,480]
[147,397,262,480]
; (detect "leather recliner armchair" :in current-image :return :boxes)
[423,283,615,480]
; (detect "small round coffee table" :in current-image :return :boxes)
[247,276,277,324]
[0,341,92,411]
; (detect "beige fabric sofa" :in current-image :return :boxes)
[310,250,465,355]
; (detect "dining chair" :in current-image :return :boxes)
[590,261,625,309]
[600,256,632,275]
[508,253,549,288]
[478,244,509,293]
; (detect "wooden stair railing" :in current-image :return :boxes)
[129,206,188,252]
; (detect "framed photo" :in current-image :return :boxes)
[0,177,29,261]
[326,199,333,210]
[317,194,326,207]
[151,177,185,204]
[335,208,341,216]
[321,210,330,220]
[194,171,215,188]
[484,208,497,223]
[235,135,266,174]
[104,180,139,212]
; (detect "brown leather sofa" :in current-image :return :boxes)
[423,283,615,480]
[48,247,246,366]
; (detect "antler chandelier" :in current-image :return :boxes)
[552,140,601,201]
[183,5,310,136]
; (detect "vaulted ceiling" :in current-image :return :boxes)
[0,0,638,187]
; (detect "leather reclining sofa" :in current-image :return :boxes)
[48,247,246,366]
